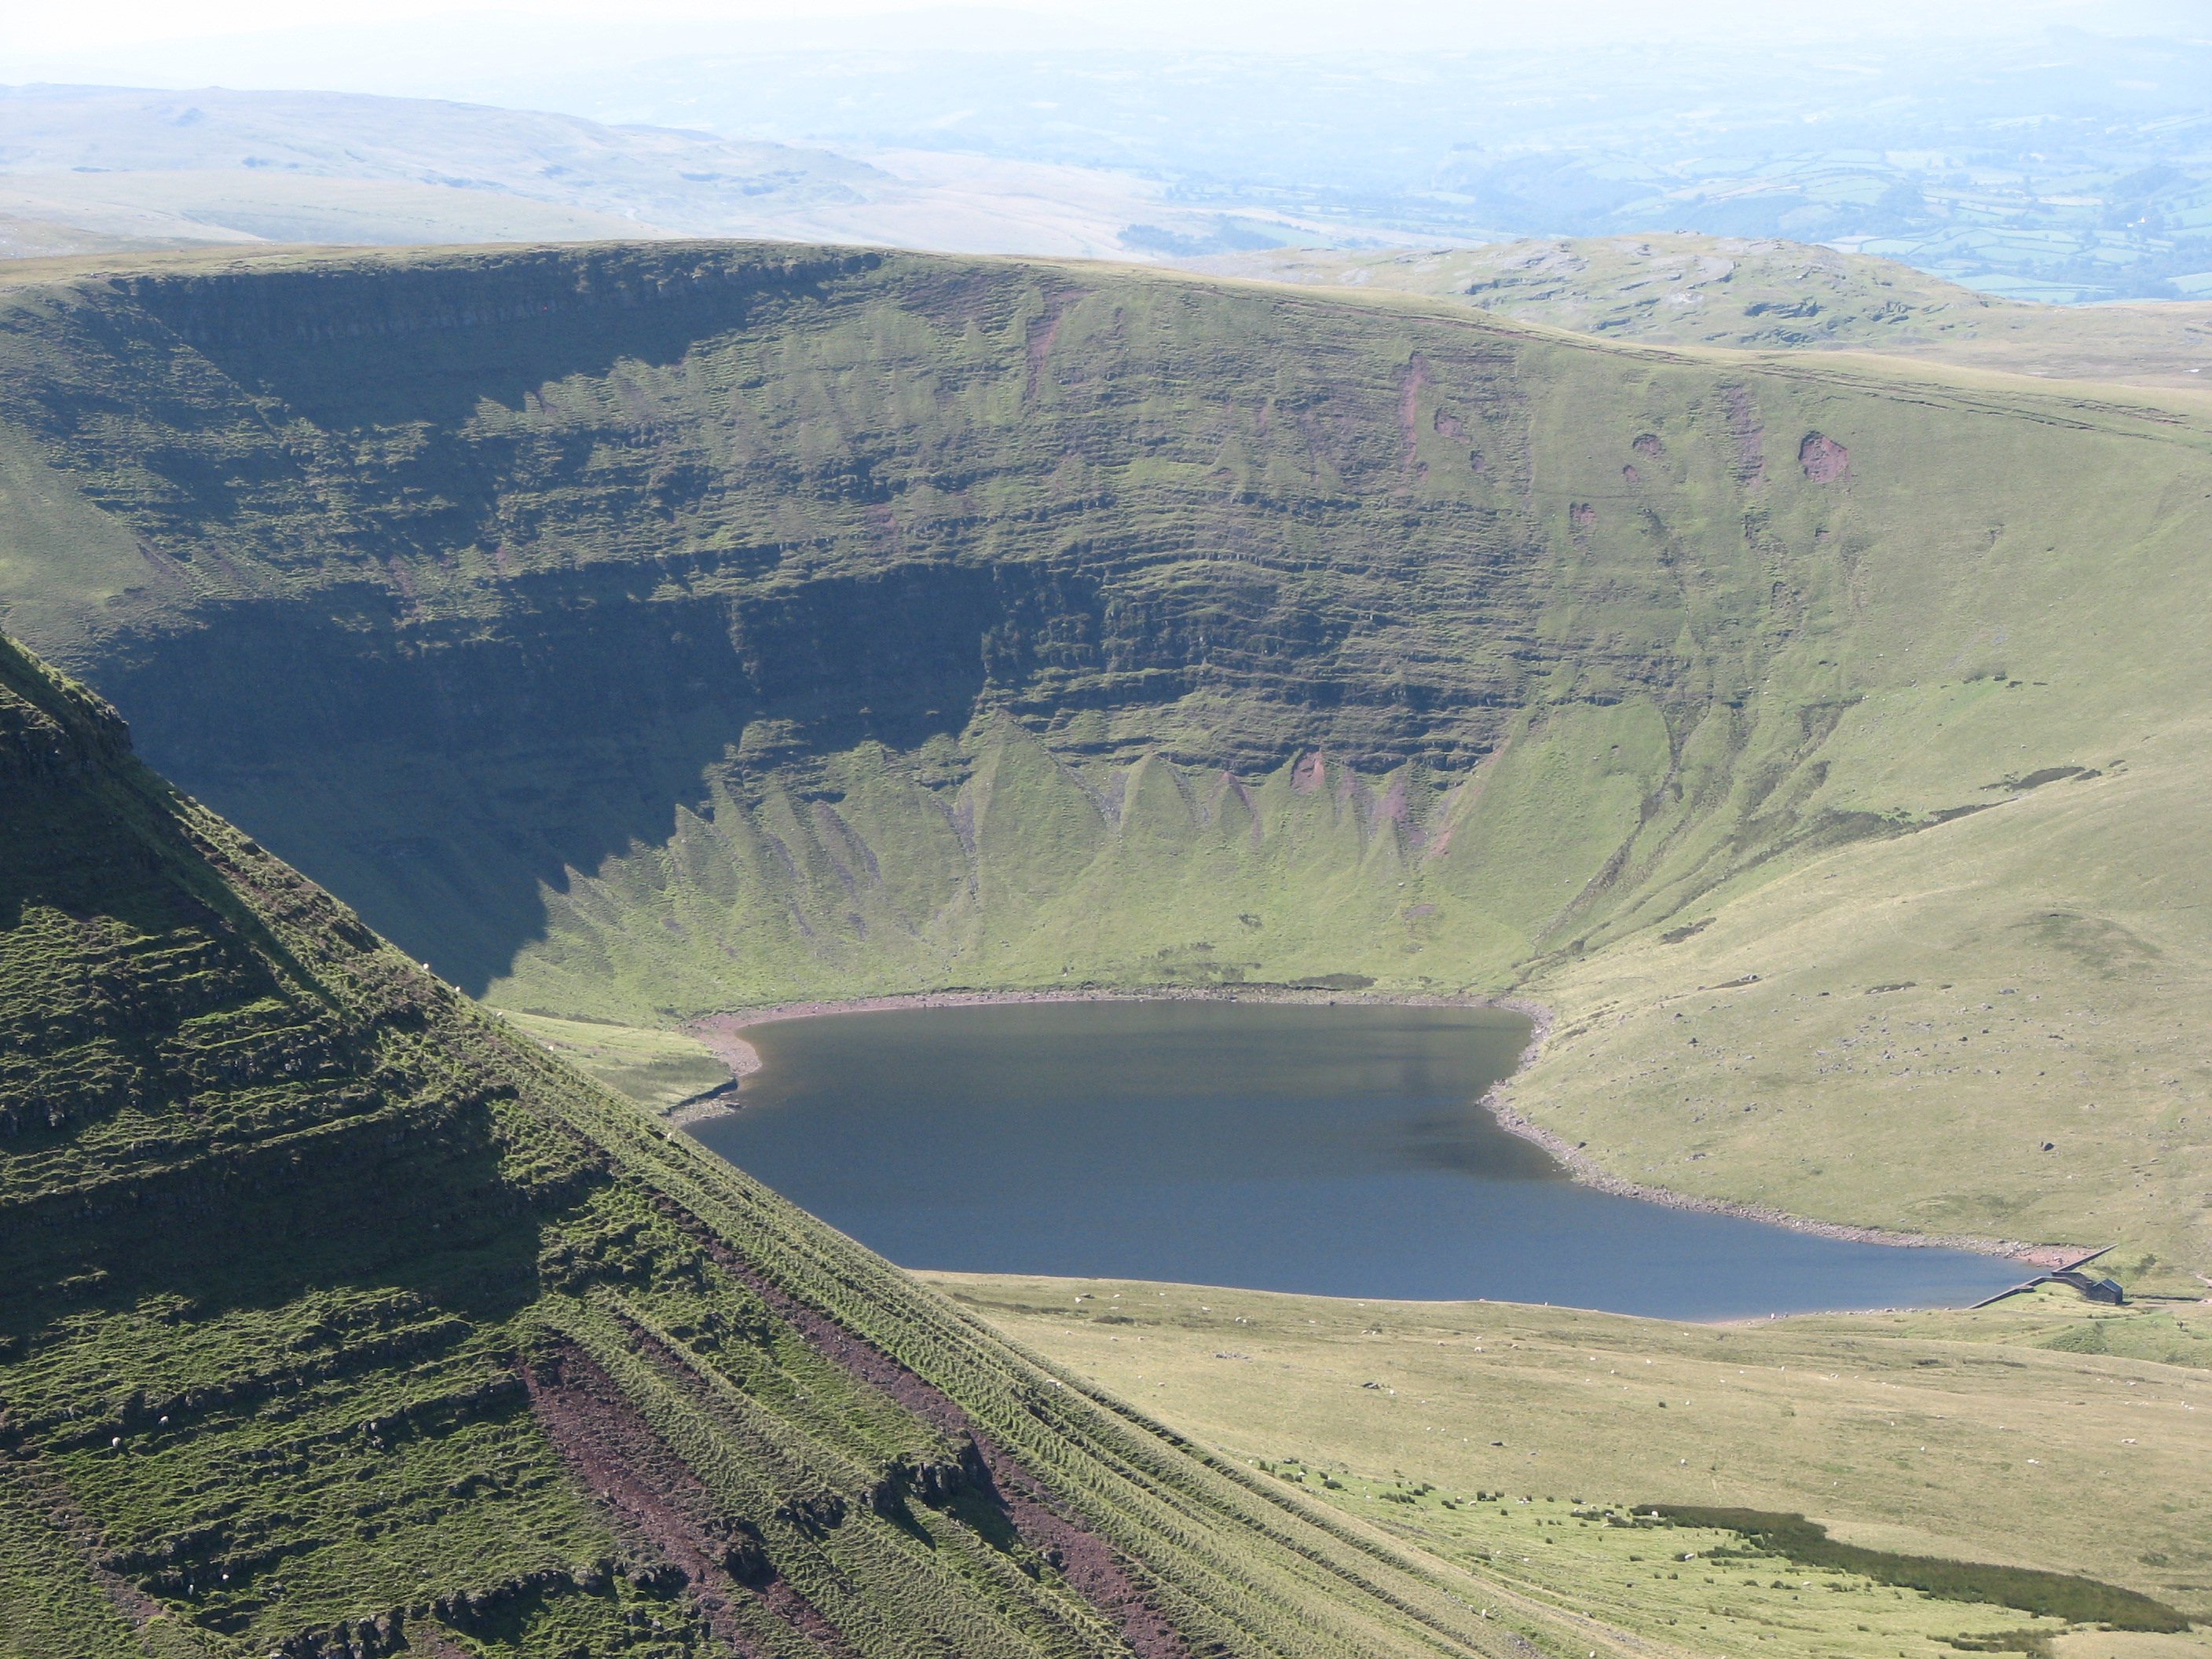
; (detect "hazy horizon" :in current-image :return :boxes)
[3,0,2207,305]
[7,0,2208,98]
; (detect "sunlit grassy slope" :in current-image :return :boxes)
[1182,236,2212,387]
[2,629,1588,1659]
[495,1009,736,1114]
[1506,728,2212,1289]
[0,240,2205,1279]
[926,1273,2212,1633]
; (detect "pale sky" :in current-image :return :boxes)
[9,0,1038,55]
[8,0,2182,57]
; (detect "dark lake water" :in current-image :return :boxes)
[686,1002,2027,1320]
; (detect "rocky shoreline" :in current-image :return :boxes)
[682,985,2078,1271]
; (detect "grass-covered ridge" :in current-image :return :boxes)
[0,628,1581,1658]
[1181,235,2212,386]
[0,239,2206,1278]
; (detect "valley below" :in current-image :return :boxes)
[0,229,2207,1659]
[0,235,2203,1280]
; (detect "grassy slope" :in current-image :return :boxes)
[1505,730,2212,1287]
[1178,236,2212,387]
[494,1011,735,1114]
[0,242,2204,1279]
[1,631,1576,1659]
[925,1273,2212,1632]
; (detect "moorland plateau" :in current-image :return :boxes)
[0,239,2203,1284]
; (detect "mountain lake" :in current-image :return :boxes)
[685,1001,2030,1320]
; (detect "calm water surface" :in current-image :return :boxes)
[687,1002,2027,1320]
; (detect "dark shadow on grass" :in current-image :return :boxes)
[1635,1505,2188,1633]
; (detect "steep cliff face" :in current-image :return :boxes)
[1,240,2207,1269]
[1,628,1551,1658]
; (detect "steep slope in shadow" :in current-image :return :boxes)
[0,630,1566,1657]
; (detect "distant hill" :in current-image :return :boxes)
[0,208,203,258]
[1182,235,2212,389]
[0,83,1359,261]
[0,170,681,249]
[12,24,2212,295]
[0,82,884,247]
[489,31,2212,302]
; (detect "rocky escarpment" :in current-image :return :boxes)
[0,629,1557,1657]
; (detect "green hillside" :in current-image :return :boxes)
[0,239,2206,1285]
[1184,235,2020,349]
[0,630,1582,1657]
[932,1273,2212,1632]
[1183,236,2212,389]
